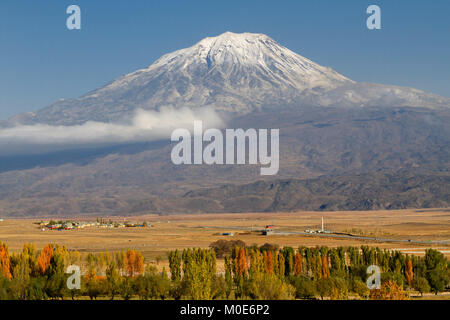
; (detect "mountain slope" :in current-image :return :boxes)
[1,32,449,217]
[1,170,448,217]
[0,106,449,217]
[9,32,449,126]
[180,172,450,213]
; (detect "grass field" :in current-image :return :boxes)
[1,208,449,265]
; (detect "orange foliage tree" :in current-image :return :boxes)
[37,244,54,275]
[264,250,273,274]
[294,252,302,276]
[126,250,144,277]
[236,248,248,275]
[321,255,329,279]
[0,242,12,279]
[405,258,414,287]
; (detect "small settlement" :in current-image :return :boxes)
[37,219,151,231]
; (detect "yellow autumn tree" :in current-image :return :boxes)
[370,280,408,300]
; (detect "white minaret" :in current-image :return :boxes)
[321,216,324,232]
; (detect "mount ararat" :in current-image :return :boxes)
[8,32,449,126]
[1,32,449,217]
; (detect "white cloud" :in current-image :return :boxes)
[0,107,225,155]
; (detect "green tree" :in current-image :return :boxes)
[10,253,31,299]
[120,277,135,300]
[280,247,295,277]
[351,279,370,299]
[245,273,295,300]
[211,275,227,300]
[276,252,285,278]
[45,250,68,299]
[27,277,47,300]
[136,266,171,300]
[106,261,121,300]
[424,249,449,294]
[83,268,102,300]
[315,278,332,300]
[182,248,217,299]
[168,250,182,281]
[424,249,447,270]
[413,277,430,296]
[289,275,316,299]
[224,255,234,298]
[329,277,348,300]
[427,269,449,295]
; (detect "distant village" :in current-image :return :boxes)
[36,218,151,231]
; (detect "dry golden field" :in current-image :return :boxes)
[1,209,449,266]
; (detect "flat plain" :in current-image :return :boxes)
[1,208,449,264]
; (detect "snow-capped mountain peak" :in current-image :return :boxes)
[128,31,351,91]
[10,32,449,125]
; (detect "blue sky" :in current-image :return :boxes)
[1,0,449,120]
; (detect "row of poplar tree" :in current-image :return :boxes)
[0,241,449,299]
[169,243,449,299]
